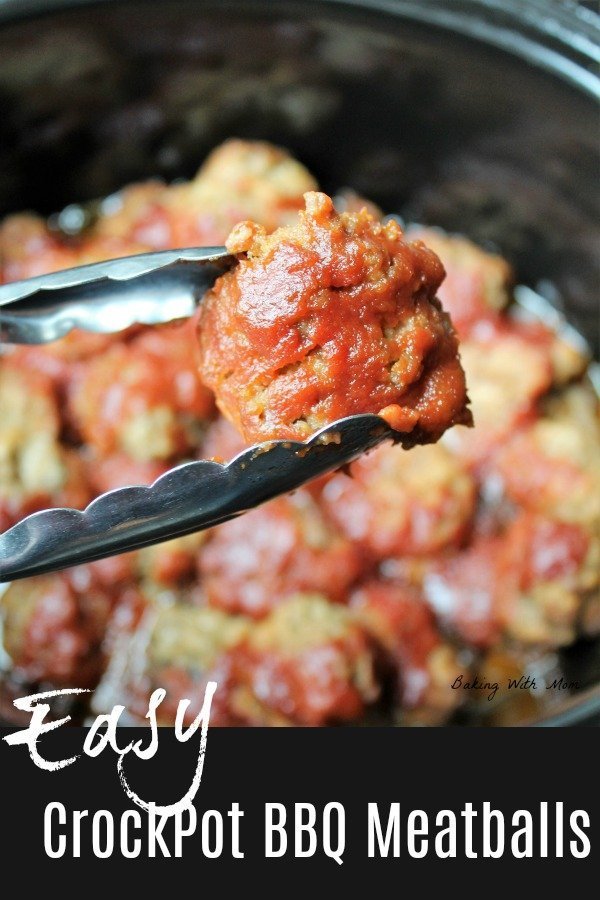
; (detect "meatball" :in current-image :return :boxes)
[443,323,552,469]
[5,329,142,407]
[423,534,504,649]
[228,593,379,726]
[352,581,464,724]
[321,442,476,560]
[198,191,471,443]
[94,139,318,249]
[85,452,170,496]
[0,210,148,282]
[0,213,79,282]
[407,228,587,386]
[139,534,208,588]
[0,366,90,530]
[201,415,249,463]
[0,552,148,691]
[407,227,512,336]
[197,489,367,617]
[493,384,600,525]
[424,512,599,650]
[69,554,139,595]
[92,603,251,726]
[0,573,117,687]
[6,332,120,382]
[69,320,215,460]
[93,181,173,248]
[500,513,599,648]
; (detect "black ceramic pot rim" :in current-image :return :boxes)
[0,0,598,95]
[521,683,600,728]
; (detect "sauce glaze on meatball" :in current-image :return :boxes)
[198,191,471,443]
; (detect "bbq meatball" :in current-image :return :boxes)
[93,603,251,726]
[197,489,367,617]
[94,139,318,249]
[93,181,172,248]
[443,323,552,469]
[0,213,79,282]
[228,593,379,726]
[4,331,142,426]
[69,320,215,460]
[493,384,600,525]
[424,512,599,650]
[407,227,513,336]
[406,229,587,386]
[198,191,471,444]
[321,442,476,559]
[0,573,117,687]
[500,513,599,648]
[352,581,464,724]
[170,139,319,243]
[6,331,121,382]
[423,534,504,648]
[201,415,249,463]
[0,210,148,281]
[0,366,90,530]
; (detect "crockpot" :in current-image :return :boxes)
[0,0,598,724]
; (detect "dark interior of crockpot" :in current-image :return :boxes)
[0,0,598,722]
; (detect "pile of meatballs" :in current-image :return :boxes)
[1,140,598,726]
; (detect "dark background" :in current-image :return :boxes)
[1,725,597,886]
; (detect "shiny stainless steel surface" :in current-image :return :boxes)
[0,413,406,581]
[0,246,232,343]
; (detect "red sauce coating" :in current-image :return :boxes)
[407,227,513,338]
[222,595,379,726]
[424,513,592,650]
[85,453,170,495]
[201,415,248,463]
[69,320,215,458]
[352,581,443,707]
[321,442,476,559]
[504,514,590,591]
[198,192,471,443]
[197,490,367,617]
[127,662,237,727]
[444,321,553,470]
[491,405,600,524]
[227,641,371,726]
[2,574,116,687]
[423,536,505,649]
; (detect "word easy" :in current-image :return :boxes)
[3,685,216,814]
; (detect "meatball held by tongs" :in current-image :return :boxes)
[198,191,471,444]
[0,191,472,581]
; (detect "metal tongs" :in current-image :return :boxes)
[0,248,407,581]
